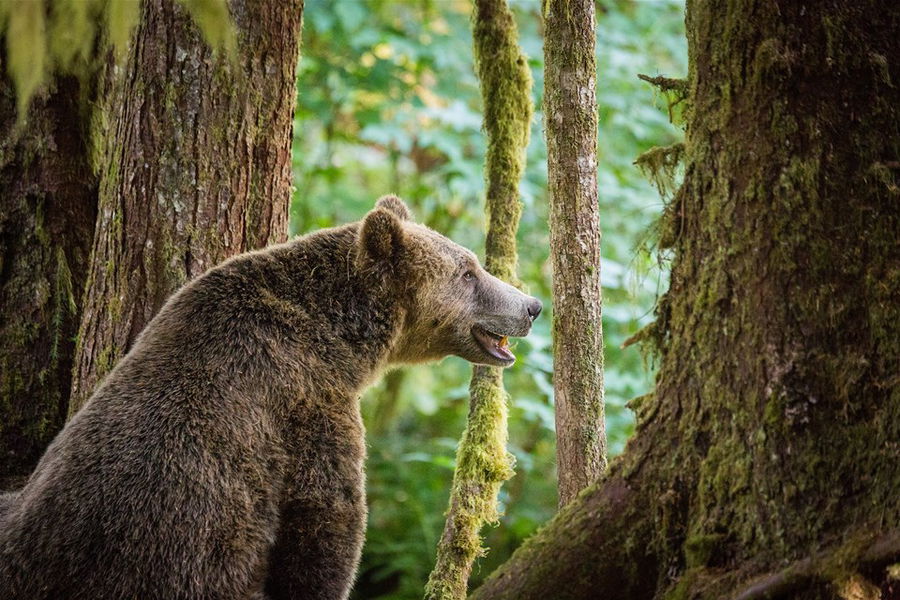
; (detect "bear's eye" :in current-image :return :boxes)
[462,270,476,282]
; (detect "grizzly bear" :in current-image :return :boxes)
[0,195,541,600]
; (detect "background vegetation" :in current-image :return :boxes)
[290,1,687,597]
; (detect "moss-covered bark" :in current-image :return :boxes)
[543,0,607,507]
[0,73,97,488]
[69,0,304,413]
[472,1,900,598]
[423,0,531,598]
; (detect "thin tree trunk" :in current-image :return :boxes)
[0,73,97,488]
[423,0,532,598]
[472,1,900,598]
[69,0,304,413]
[544,0,606,507]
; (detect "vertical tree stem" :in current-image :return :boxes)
[544,0,607,507]
[423,0,532,598]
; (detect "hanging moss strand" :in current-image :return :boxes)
[423,0,532,598]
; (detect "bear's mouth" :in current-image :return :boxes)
[472,326,515,365]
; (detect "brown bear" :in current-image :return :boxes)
[0,195,541,600]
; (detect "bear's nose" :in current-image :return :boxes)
[527,298,543,320]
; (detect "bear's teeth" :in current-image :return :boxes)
[499,336,509,349]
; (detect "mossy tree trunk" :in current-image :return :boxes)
[0,73,97,488]
[543,0,607,507]
[69,0,304,413]
[423,0,532,598]
[471,1,900,598]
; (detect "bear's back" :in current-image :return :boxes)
[0,221,401,598]
[0,249,299,598]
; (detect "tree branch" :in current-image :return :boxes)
[637,73,689,95]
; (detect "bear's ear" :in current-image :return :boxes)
[375,194,411,221]
[358,207,406,267]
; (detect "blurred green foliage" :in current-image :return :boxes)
[291,1,686,597]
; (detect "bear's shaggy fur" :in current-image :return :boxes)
[0,196,540,600]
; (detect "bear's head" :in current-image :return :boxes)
[357,195,542,367]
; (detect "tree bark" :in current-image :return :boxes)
[0,73,97,488]
[69,0,304,413]
[544,0,607,507]
[472,1,900,598]
[423,0,532,598]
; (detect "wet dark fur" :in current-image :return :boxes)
[0,196,539,599]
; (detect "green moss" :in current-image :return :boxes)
[664,568,702,600]
[104,0,141,58]
[89,100,110,176]
[33,199,50,246]
[626,392,657,430]
[1,0,236,118]
[869,52,891,86]
[868,162,899,196]
[638,74,689,124]
[95,344,115,382]
[106,293,122,322]
[178,0,237,56]
[0,366,25,427]
[424,368,516,599]
[424,1,532,598]
[752,38,792,85]
[164,80,178,113]
[684,534,724,568]
[48,0,100,74]
[635,143,685,198]
[472,0,532,285]
[50,247,76,364]
[3,0,47,119]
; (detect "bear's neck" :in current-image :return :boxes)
[269,230,406,393]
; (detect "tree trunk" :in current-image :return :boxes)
[543,0,607,507]
[0,73,97,488]
[69,0,304,413]
[472,1,900,598]
[423,0,532,598]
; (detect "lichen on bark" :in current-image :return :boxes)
[423,0,531,597]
